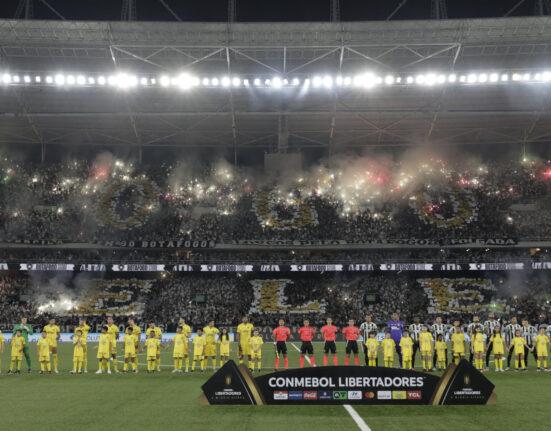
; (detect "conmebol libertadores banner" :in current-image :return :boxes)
[200,359,495,406]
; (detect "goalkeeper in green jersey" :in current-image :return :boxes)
[12,317,33,372]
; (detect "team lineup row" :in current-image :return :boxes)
[2,314,551,374]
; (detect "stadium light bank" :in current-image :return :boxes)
[1,70,551,91]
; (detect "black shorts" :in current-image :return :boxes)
[300,341,314,355]
[346,340,359,354]
[324,341,337,354]
[276,341,287,354]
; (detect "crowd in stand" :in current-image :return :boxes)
[0,156,550,244]
[1,272,549,331]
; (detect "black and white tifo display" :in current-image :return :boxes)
[200,360,495,405]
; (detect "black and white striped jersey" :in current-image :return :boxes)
[408,323,423,342]
[448,325,465,337]
[522,325,538,345]
[504,323,522,345]
[431,323,448,338]
[467,322,484,335]
[359,322,378,341]
[483,320,501,336]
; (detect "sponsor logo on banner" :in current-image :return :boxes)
[288,391,303,400]
[333,391,348,400]
[79,264,107,272]
[392,391,407,400]
[364,391,375,399]
[201,264,253,272]
[377,391,392,400]
[380,263,433,271]
[20,263,74,271]
[303,391,318,400]
[532,262,551,270]
[273,391,288,400]
[319,391,332,400]
[291,264,343,272]
[112,264,165,272]
[468,262,524,271]
[348,391,362,400]
[407,390,422,400]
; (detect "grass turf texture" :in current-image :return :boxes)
[0,341,549,431]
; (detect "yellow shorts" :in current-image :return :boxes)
[193,355,203,361]
[11,355,23,361]
[220,346,230,357]
[124,353,137,359]
[251,353,262,360]
[239,343,251,356]
[147,356,157,361]
[204,343,217,357]
[39,355,50,362]
[97,352,110,360]
[73,356,84,361]
[48,343,58,350]
[384,356,393,361]
[514,349,525,355]
[492,348,504,355]
[537,349,548,357]
[420,350,432,356]
[454,350,465,356]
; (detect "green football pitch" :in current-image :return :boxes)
[0,341,549,431]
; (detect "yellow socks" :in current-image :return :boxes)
[185,357,189,371]
[52,354,58,372]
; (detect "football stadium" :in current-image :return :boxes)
[1,1,551,430]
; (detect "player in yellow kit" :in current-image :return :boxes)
[0,329,4,373]
[96,326,113,374]
[511,329,530,371]
[9,330,25,373]
[219,328,231,367]
[37,330,51,374]
[75,318,90,373]
[43,318,60,373]
[236,317,254,367]
[365,332,379,366]
[145,331,160,373]
[435,335,447,370]
[203,321,220,371]
[123,327,138,373]
[472,327,486,371]
[382,332,396,367]
[71,329,85,374]
[128,318,141,354]
[249,329,264,371]
[535,327,550,371]
[106,317,120,373]
[419,326,434,372]
[490,328,505,372]
[146,323,163,372]
[451,327,466,365]
[399,330,414,370]
[192,328,206,372]
[172,326,189,373]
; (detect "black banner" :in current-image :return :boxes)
[201,360,495,405]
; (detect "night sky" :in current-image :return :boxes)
[0,0,545,22]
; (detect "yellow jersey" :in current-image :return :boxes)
[193,335,206,357]
[472,333,485,352]
[237,323,254,345]
[490,334,505,354]
[130,325,141,343]
[249,335,264,354]
[382,338,395,357]
[512,336,527,354]
[399,337,414,356]
[435,340,447,360]
[419,332,433,352]
[37,338,50,359]
[124,334,137,356]
[365,338,379,356]
[146,326,162,339]
[0,331,3,349]
[535,334,549,355]
[43,324,60,346]
[173,333,188,357]
[107,324,120,348]
[75,324,91,344]
[219,334,231,356]
[146,338,160,358]
[73,336,85,358]
[97,333,112,358]
[451,333,466,353]
[203,326,220,345]
[179,324,192,338]
[11,335,25,357]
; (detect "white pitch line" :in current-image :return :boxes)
[291,343,371,431]
[343,404,372,431]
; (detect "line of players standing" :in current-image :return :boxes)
[272,312,551,372]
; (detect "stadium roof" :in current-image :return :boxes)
[1,17,551,157]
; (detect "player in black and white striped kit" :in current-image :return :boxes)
[359,315,378,366]
[505,316,522,369]
[467,315,484,364]
[521,319,538,366]
[431,317,448,367]
[484,313,501,369]
[408,316,423,369]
